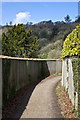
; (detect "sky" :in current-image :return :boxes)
[1,1,79,25]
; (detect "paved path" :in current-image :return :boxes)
[21,76,63,118]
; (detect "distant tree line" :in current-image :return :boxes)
[5,14,79,27]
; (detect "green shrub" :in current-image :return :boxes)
[62,24,80,58]
[2,24,39,58]
[38,53,47,59]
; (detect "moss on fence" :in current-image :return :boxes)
[78,58,80,118]
[72,58,80,117]
[2,59,11,105]
[66,59,69,93]
[72,58,79,93]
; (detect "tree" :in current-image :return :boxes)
[10,21,12,26]
[75,16,80,22]
[30,22,33,25]
[64,15,72,23]
[6,22,8,26]
[2,24,39,58]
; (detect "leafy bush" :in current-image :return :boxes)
[38,53,47,59]
[62,24,80,58]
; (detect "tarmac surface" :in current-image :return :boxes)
[20,76,63,118]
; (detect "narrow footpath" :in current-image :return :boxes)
[20,76,63,118]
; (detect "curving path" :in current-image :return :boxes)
[21,76,63,118]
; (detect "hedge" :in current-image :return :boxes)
[62,24,80,58]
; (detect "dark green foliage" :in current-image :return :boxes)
[63,31,72,42]
[72,58,79,93]
[75,17,80,23]
[6,23,8,26]
[1,20,79,59]
[72,58,80,118]
[2,59,11,105]
[67,59,69,72]
[10,21,12,26]
[2,24,39,58]
[64,15,72,23]
[38,53,47,59]
[66,59,69,90]
[49,26,59,41]
[40,30,48,39]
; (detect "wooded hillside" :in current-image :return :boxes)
[0,20,80,58]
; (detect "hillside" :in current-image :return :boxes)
[0,20,80,58]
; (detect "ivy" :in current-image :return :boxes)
[72,58,80,117]
[72,58,78,93]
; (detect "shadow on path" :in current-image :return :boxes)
[21,76,63,118]
[2,79,42,119]
[2,75,63,119]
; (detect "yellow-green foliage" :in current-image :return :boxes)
[62,24,80,58]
